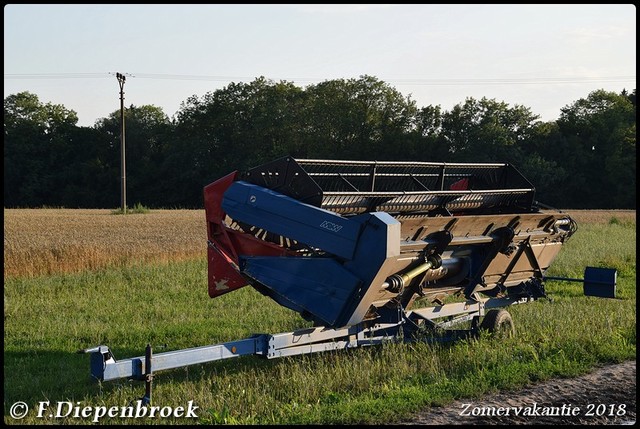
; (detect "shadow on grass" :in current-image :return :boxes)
[3,345,283,410]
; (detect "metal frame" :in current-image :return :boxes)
[82,266,617,403]
[82,294,534,404]
[241,156,537,216]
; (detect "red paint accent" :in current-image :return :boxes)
[204,171,295,298]
[207,245,247,297]
[450,178,469,190]
[204,171,237,224]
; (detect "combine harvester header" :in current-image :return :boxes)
[83,156,616,403]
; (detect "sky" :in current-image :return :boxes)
[3,4,636,127]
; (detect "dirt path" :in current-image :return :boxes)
[401,360,636,425]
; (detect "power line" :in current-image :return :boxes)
[384,77,637,86]
[3,72,636,86]
[3,73,109,79]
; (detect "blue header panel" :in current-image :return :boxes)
[222,181,362,260]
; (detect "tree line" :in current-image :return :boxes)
[3,76,636,209]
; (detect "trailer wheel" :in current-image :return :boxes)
[479,309,515,338]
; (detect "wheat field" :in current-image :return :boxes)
[3,209,206,278]
[3,208,635,279]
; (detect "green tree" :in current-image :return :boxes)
[518,120,570,207]
[4,91,79,207]
[411,104,447,161]
[556,89,636,208]
[94,104,173,207]
[303,75,418,160]
[440,97,540,164]
[169,77,307,207]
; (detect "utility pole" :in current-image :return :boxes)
[116,72,127,214]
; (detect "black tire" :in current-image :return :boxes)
[479,309,515,339]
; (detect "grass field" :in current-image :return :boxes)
[3,209,636,424]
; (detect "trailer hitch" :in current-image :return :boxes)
[544,266,617,298]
